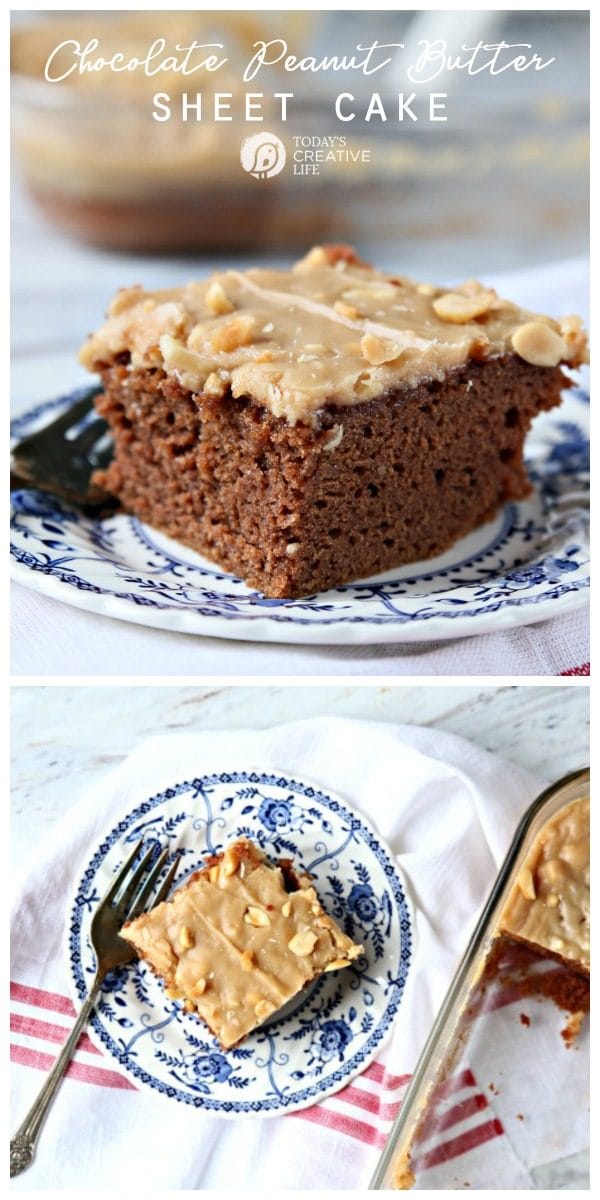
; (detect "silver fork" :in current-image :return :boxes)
[10,840,180,1178]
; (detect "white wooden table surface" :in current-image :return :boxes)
[11,683,588,878]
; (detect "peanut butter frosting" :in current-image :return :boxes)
[122,838,362,1049]
[499,796,589,972]
[79,244,588,425]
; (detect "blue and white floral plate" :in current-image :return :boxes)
[67,770,412,1116]
[12,386,589,644]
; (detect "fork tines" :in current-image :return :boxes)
[100,840,179,924]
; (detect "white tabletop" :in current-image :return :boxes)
[11,682,589,879]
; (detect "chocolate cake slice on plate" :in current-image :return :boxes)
[121,837,362,1049]
[79,244,588,598]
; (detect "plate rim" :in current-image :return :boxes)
[11,388,589,646]
[65,766,413,1116]
[9,553,590,645]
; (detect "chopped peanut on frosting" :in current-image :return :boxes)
[79,245,588,425]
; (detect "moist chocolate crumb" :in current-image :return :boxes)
[91,356,567,598]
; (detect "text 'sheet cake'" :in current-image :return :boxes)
[121,837,363,1049]
[79,245,588,598]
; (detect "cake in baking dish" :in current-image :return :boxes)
[499,795,589,976]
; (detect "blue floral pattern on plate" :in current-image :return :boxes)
[67,770,412,1116]
[11,386,589,643]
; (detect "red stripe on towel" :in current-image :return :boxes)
[11,1043,136,1091]
[411,1117,504,1173]
[10,1011,100,1055]
[10,980,76,1017]
[426,1092,489,1135]
[337,1082,404,1121]
[360,1061,411,1089]
[290,1101,388,1149]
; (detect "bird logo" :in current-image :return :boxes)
[240,132,286,180]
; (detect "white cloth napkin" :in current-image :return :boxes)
[12,717,587,1190]
[10,257,589,678]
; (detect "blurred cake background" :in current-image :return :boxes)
[11,9,588,405]
[12,10,588,263]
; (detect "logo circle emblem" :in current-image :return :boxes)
[240,132,286,179]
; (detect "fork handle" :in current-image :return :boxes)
[10,973,103,1177]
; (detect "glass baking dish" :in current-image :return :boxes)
[370,767,590,1190]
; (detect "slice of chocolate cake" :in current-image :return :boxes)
[121,837,362,1050]
[79,244,588,598]
[499,795,589,976]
